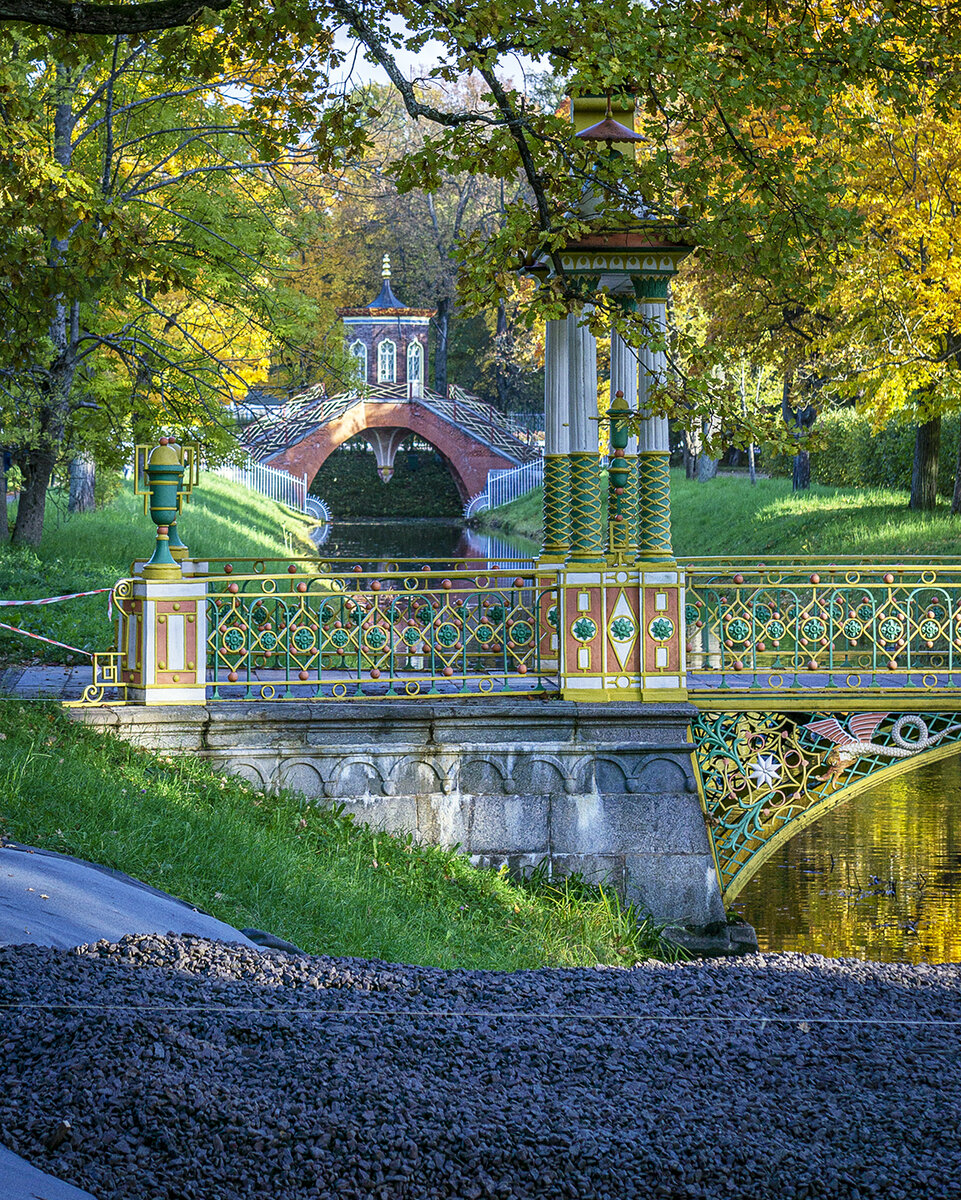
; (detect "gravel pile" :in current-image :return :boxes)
[1,935,959,1200]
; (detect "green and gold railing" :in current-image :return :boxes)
[686,557,961,699]
[206,561,556,700]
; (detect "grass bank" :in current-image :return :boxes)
[0,473,317,665]
[0,702,681,970]
[475,472,961,558]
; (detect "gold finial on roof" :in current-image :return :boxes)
[382,254,391,279]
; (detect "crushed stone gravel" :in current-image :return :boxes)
[1,935,959,1200]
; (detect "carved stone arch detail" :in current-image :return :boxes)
[511,752,569,795]
[631,754,696,795]
[278,758,324,798]
[326,754,389,799]
[216,758,268,789]
[593,755,632,794]
[565,753,595,794]
[386,756,447,797]
[459,755,513,795]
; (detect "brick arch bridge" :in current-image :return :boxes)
[242,384,538,504]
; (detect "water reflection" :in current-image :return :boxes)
[732,755,961,963]
[315,518,537,563]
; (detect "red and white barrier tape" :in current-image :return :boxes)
[0,587,115,656]
[0,588,112,607]
[0,620,92,656]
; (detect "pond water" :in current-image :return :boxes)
[313,519,961,964]
[731,756,961,963]
[314,517,536,562]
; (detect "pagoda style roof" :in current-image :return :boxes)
[336,254,436,319]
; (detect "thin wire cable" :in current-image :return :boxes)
[0,1002,959,1025]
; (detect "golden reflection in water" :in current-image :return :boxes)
[731,755,961,964]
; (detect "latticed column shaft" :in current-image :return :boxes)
[635,281,675,563]
[543,455,570,555]
[610,331,639,559]
[542,318,571,559]
[637,452,673,560]
[566,310,605,563]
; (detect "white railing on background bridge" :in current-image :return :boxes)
[465,458,544,517]
[212,456,330,522]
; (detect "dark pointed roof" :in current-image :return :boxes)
[336,254,436,319]
[366,276,406,310]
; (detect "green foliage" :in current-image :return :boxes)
[482,470,961,558]
[766,410,961,496]
[310,440,462,518]
[0,702,681,969]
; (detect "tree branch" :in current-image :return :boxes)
[0,0,228,35]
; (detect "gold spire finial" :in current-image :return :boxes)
[382,254,391,279]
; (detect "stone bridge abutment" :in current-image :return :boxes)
[74,699,726,933]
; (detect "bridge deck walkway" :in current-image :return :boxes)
[4,664,956,708]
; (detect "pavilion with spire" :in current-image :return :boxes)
[337,255,434,401]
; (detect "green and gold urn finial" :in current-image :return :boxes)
[139,437,185,580]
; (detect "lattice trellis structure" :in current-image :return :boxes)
[637,452,672,561]
[542,455,571,558]
[242,383,538,466]
[206,562,554,700]
[567,453,605,562]
[691,706,961,900]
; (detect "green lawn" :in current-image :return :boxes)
[475,472,961,558]
[0,702,680,970]
[0,473,318,665]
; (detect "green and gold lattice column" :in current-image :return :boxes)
[637,451,673,562]
[542,454,570,558]
[567,452,605,562]
[566,309,606,565]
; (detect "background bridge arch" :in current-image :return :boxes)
[258,397,533,504]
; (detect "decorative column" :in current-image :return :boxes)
[541,317,570,561]
[566,309,605,565]
[609,330,639,559]
[635,279,674,564]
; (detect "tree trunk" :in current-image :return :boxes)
[910,417,941,511]
[696,417,719,481]
[0,451,7,542]
[433,296,450,396]
[951,429,961,515]
[793,449,811,491]
[683,431,697,479]
[68,452,96,512]
[12,444,58,547]
[13,64,78,547]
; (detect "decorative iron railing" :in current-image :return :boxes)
[686,558,961,695]
[206,561,555,700]
[211,456,312,514]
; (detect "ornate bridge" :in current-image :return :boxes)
[66,98,961,936]
[242,384,538,505]
[76,549,961,925]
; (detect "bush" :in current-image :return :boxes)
[765,409,961,496]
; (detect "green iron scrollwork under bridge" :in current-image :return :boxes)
[72,553,961,909]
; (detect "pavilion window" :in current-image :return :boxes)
[378,339,396,383]
[407,340,423,392]
[350,340,368,383]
